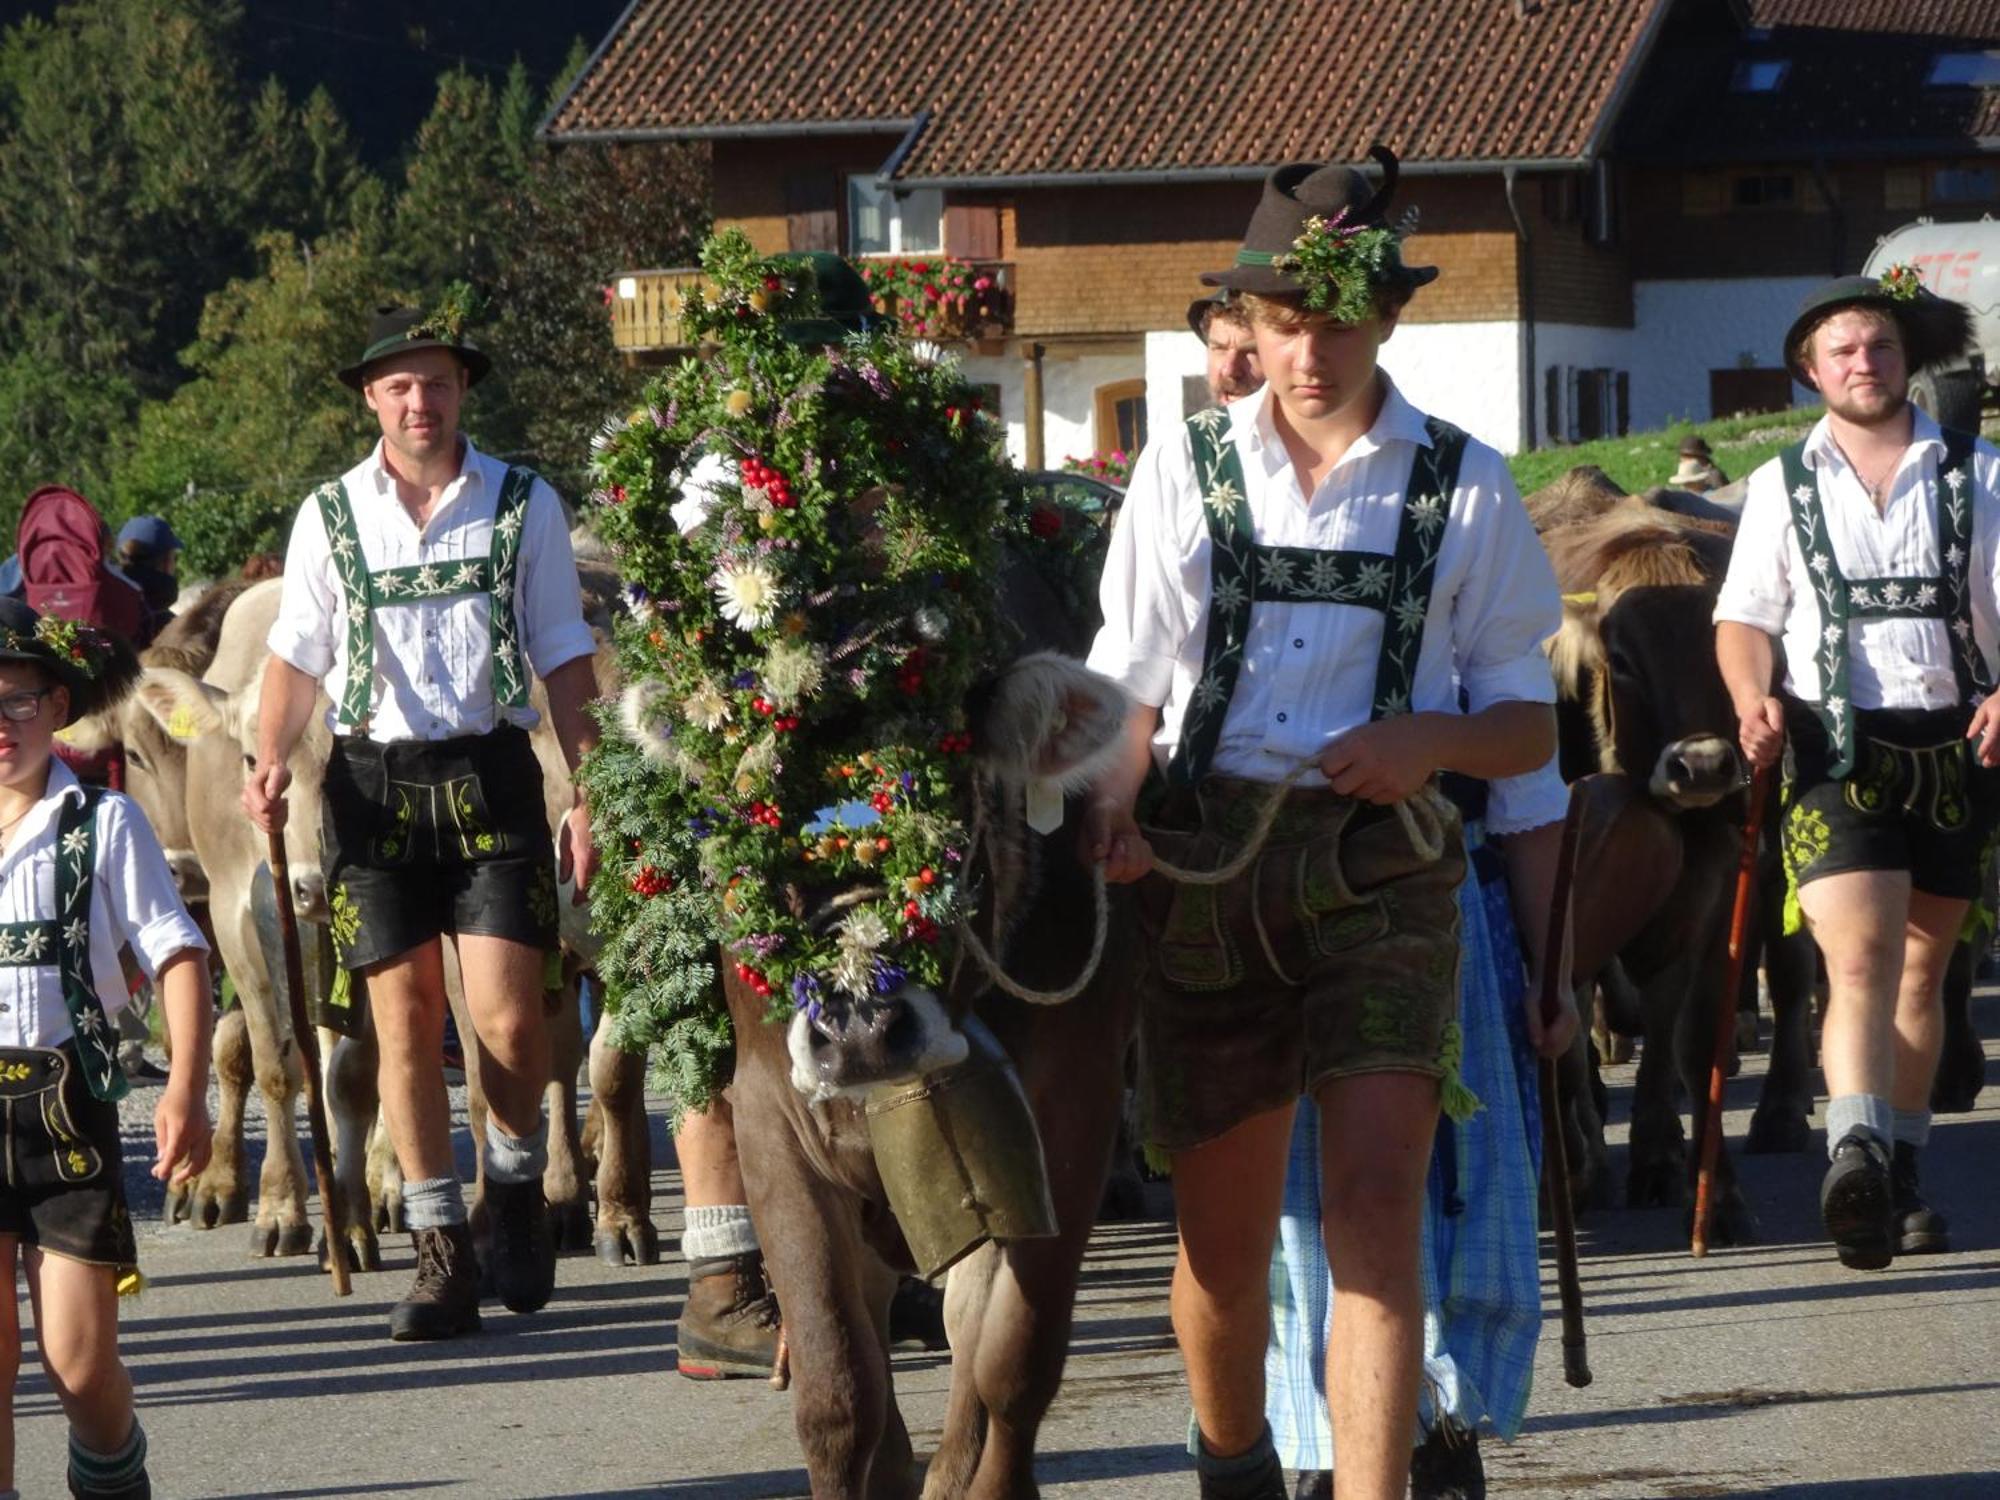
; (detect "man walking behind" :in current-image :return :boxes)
[1717,267,1993,1270]
[244,298,600,1339]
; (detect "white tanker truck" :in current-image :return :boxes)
[1865,219,2000,430]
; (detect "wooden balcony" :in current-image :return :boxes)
[608,268,708,359]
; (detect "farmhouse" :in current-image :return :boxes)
[544,0,2000,460]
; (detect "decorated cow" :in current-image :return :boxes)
[581,231,1136,1499]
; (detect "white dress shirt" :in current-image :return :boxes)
[268,437,597,741]
[1087,379,1560,782]
[0,761,208,1050]
[1714,408,2000,709]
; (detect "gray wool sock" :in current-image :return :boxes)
[1193,1422,1281,1488]
[1825,1093,1894,1159]
[1893,1107,1933,1148]
[68,1420,146,1495]
[681,1203,759,1261]
[403,1175,468,1230]
[483,1115,549,1186]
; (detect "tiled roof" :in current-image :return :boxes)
[1623,2,2000,161]
[1749,1,2000,40]
[544,0,1671,178]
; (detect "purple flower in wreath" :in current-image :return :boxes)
[871,959,907,997]
[792,973,823,1012]
[731,670,758,690]
[900,771,916,794]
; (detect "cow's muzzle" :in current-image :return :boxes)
[163,847,208,904]
[786,988,970,1103]
[289,869,329,925]
[1651,735,1746,809]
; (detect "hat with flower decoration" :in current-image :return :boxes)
[1200,146,1438,320]
[0,597,140,726]
[1782,266,1973,382]
[338,283,492,390]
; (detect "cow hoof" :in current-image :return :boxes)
[189,1188,243,1230]
[278,1222,315,1257]
[163,1185,189,1227]
[594,1221,661,1267]
[1746,1105,1813,1155]
[215,1192,248,1226]
[552,1200,593,1254]
[1626,1160,1687,1210]
[316,1229,382,1274]
[1098,1166,1148,1223]
[375,1197,406,1235]
[250,1222,281,1258]
[1685,1195,1759,1248]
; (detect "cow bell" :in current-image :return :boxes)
[865,1015,1058,1278]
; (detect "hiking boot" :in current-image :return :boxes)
[1194,1442,1285,1500]
[388,1222,482,1341]
[1820,1133,1894,1271]
[67,1469,149,1500]
[488,1178,557,1314]
[889,1274,948,1350]
[1291,1473,1331,1500]
[1892,1141,1950,1255]
[676,1252,781,1379]
[1410,1421,1486,1500]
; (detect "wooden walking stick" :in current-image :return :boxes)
[1691,764,1771,1258]
[1539,790,1591,1388]
[267,829,353,1297]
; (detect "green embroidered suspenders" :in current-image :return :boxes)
[1170,405,1470,787]
[313,467,537,732]
[1781,427,1988,778]
[0,789,124,1102]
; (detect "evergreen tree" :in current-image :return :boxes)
[495,58,538,181]
[393,65,508,286]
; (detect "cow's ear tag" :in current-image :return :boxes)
[1025,777,1064,835]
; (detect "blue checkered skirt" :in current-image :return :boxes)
[1265,827,1544,1467]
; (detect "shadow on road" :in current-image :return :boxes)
[1738,1477,2000,1500]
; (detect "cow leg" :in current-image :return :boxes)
[588,1012,658,1267]
[239,982,314,1257]
[925,1245,1001,1499]
[1625,964,1689,1211]
[1749,912,1819,1154]
[543,964,592,1253]
[1931,939,1985,1113]
[1556,1008,1611,1212]
[445,948,492,1255]
[169,1004,251,1228]
[367,1107,404,1233]
[1677,930,1759,1247]
[742,1120,907,1499]
[322,1024,384,1272]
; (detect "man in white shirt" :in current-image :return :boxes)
[1190,292,1264,408]
[1717,270,1994,1272]
[1084,152,1560,1500]
[243,299,601,1341]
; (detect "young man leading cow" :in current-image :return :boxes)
[1717,270,1996,1271]
[1085,152,1561,1500]
[244,302,601,1341]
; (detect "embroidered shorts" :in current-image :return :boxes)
[1134,776,1467,1152]
[320,725,559,972]
[0,1045,137,1272]
[1781,700,2000,904]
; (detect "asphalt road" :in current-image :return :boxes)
[9,996,1997,1499]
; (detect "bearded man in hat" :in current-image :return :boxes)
[1716,267,1994,1271]
[1189,291,1264,408]
[243,296,600,1341]
[1084,150,1561,1500]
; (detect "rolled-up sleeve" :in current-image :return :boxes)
[1085,435,1194,709]
[99,796,208,979]
[267,500,338,679]
[1449,449,1561,712]
[1487,757,1569,836]
[517,482,596,679]
[1714,465,1792,633]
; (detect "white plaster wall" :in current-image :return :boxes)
[1039,351,1145,468]
[1145,328,1211,441]
[1629,276,1820,429]
[955,352,1029,465]
[1378,321,1525,455]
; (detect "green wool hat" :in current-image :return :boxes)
[1782,269,1973,382]
[338,287,492,391]
[770,252,882,345]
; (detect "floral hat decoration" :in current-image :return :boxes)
[578,229,1098,1110]
[337,282,492,390]
[1782,263,1973,382]
[0,597,141,726]
[1200,146,1438,321]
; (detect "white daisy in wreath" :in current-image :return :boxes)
[714,559,782,631]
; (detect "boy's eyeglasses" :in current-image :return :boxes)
[0,689,55,723]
